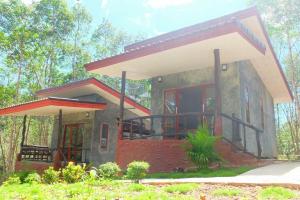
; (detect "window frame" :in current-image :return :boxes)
[245,87,250,123]
[99,123,109,151]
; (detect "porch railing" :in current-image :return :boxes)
[20,145,52,162]
[121,112,263,158]
[121,112,214,139]
[221,113,263,159]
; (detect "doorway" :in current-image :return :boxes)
[62,124,83,162]
[163,84,215,134]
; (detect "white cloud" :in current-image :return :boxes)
[101,0,108,9]
[145,0,193,9]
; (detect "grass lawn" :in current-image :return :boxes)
[146,166,252,179]
[0,181,299,200]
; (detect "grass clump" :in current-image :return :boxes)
[258,186,297,200]
[212,188,242,197]
[127,183,148,192]
[164,183,199,194]
[147,166,251,179]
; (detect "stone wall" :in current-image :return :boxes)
[51,93,139,166]
[238,61,277,157]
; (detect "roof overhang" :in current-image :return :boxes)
[84,7,292,103]
[0,97,107,116]
[36,78,150,116]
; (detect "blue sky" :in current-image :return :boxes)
[66,0,249,37]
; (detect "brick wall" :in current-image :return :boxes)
[116,139,193,172]
[15,161,52,174]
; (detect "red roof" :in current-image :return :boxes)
[36,78,151,116]
[0,97,107,116]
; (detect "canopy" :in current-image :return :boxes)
[0,97,107,116]
[36,78,151,116]
[84,7,292,103]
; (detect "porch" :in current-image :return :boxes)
[0,97,106,170]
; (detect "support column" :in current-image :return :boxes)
[116,71,126,165]
[54,109,63,170]
[17,115,27,161]
[118,71,126,140]
[20,115,27,147]
[214,49,222,136]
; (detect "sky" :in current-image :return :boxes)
[62,0,249,37]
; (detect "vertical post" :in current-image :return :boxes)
[57,109,63,149]
[17,115,27,161]
[243,124,246,152]
[53,109,63,170]
[118,71,126,140]
[116,71,126,166]
[214,49,222,136]
[256,130,262,159]
[20,115,27,147]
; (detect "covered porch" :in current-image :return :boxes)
[0,97,106,169]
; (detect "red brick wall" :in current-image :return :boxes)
[15,161,52,174]
[116,139,193,172]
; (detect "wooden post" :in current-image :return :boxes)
[214,49,222,136]
[57,109,63,149]
[17,115,27,161]
[256,130,262,159]
[20,115,27,147]
[53,109,63,170]
[116,71,126,166]
[118,71,126,140]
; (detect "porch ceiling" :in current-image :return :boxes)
[84,7,292,103]
[0,97,107,116]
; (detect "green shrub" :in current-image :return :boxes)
[258,186,297,200]
[13,171,34,183]
[164,183,199,194]
[126,161,150,183]
[24,172,41,184]
[184,126,220,169]
[42,167,60,184]
[3,175,21,186]
[62,162,86,183]
[98,162,121,179]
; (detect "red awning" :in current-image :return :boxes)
[0,97,107,116]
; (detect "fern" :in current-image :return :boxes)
[184,126,220,169]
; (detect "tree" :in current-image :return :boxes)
[250,0,300,157]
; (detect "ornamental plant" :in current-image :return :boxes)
[42,167,60,184]
[98,162,121,179]
[24,172,41,184]
[126,161,150,183]
[62,162,86,183]
[184,126,220,169]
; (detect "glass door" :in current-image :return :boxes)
[62,124,83,162]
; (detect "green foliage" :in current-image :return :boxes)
[258,187,297,200]
[42,167,60,184]
[62,162,86,183]
[164,183,199,194]
[146,167,251,179]
[126,161,150,183]
[127,183,148,192]
[212,188,242,197]
[24,172,41,184]
[98,162,121,180]
[184,126,220,169]
[3,175,21,186]
[13,171,35,183]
